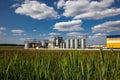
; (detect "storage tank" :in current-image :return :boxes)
[24,41,29,49]
[75,38,78,49]
[60,42,65,48]
[41,41,45,47]
[55,37,63,47]
[66,39,68,48]
[48,37,55,48]
[56,39,59,46]
[62,42,65,48]
[70,39,73,48]
[81,38,86,49]
[60,43,63,48]
[73,39,75,48]
[66,39,70,48]
[41,40,49,48]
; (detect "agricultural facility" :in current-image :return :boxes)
[24,35,120,49]
[24,36,86,49]
[106,35,120,48]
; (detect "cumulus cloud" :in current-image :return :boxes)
[57,0,65,9]
[92,20,120,33]
[74,8,120,19]
[94,33,108,36]
[88,33,107,45]
[11,29,24,35]
[53,20,83,31]
[0,27,6,30]
[66,32,84,37]
[15,0,59,20]
[49,32,61,36]
[57,0,120,19]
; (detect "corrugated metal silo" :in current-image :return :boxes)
[70,39,73,48]
[81,38,86,49]
[66,39,70,48]
[75,38,78,49]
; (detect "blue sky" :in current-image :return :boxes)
[0,0,120,45]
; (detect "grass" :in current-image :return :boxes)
[0,46,120,80]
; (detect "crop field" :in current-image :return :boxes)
[0,46,120,80]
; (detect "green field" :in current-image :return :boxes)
[0,46,120,80]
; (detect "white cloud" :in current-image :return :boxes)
[57,0,65,9]
[92,20,120,33]
[88,33,106,45]
[49,32,61,36]
[53,20,83,31]
[58,0,120,19]
[62,0,89,17]
[15,0,59,20]
[66,32,84,37]
[74,8,120,20]
[94,33,108,36]
[0,27,6,30]
[11,29,24,35]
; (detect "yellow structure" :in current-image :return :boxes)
[32,44,36,48]
[106,35,120,48]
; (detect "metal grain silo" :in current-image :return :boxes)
[60,42,65,48]
[55,37,63,47]
[81,38,86,49]
[24,41,29,49]
[74,38,78,49]
[62,42,65,48]
[66,39,70,48]
[48,37,55,48]
[70,39,73,48]
[65,39,68,48]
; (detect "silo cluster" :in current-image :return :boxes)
[60,38,86,49]
[24,36,86,49]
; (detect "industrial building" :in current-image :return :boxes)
[24,36,87,49]
[24,39,48,49]
[106,35,120,48]
[48,36,63,48]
